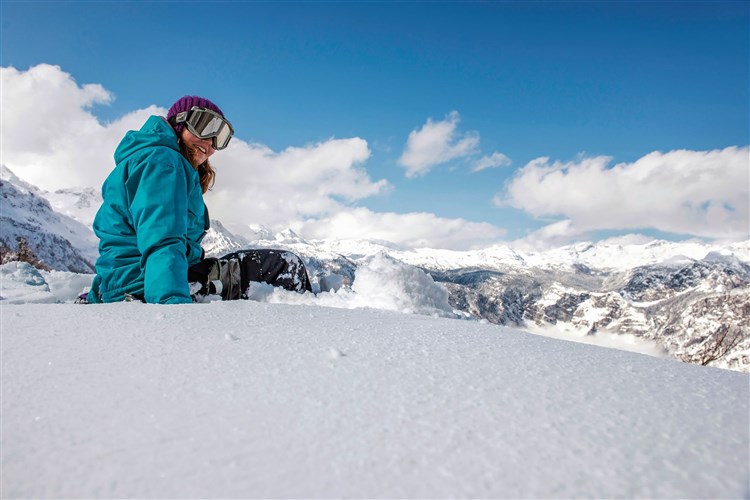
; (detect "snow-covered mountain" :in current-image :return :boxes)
[2,168,748,371]
[42,185,102,227]
[0,166,97,273]
[432,253,750,371]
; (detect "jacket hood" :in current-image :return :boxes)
[114,115,180,164]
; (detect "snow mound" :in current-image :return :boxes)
[231,253,458,319]
[0,262,53,303]
[350,252,453,316]
[0,262,94,304]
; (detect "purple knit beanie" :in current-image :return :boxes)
[167,95,225,135]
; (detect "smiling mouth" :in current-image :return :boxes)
[195,145,208,154]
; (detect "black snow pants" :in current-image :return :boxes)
[188,249,312,300]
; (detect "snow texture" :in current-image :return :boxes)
[1,264,749,499]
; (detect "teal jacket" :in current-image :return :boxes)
[88,116,208,304]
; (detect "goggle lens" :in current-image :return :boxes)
[183,106,234,150]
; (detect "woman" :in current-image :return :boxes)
[86,96,310,304]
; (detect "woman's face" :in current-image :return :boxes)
[180,128,215,167]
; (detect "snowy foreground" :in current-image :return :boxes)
[2,262,750,498]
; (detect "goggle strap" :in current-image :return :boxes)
[174,111,189,124]
[168,112,189,129]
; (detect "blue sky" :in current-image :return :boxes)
[2,1,748,249]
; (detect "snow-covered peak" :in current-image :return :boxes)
[311,237,750,274]
[43,187,102,227]
[1,164,39,195]
[243,223,276,242]
[522,238,750,271]
[202,219,250,257]
[274,228,308,245]
[703,249,749,268]
[2,165,101,227]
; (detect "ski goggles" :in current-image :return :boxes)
[171,106,234,150]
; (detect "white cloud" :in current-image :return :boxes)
[207,138,391,230]
[1,64,161,190]
[472,152,512,172]
[497,147,750,241]
[296,207,506,250]
[398,111,479,177]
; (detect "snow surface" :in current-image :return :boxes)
[2,263,749,498]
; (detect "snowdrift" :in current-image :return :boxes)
[2,298,748,498]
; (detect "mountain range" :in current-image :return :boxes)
[2,165,748,371]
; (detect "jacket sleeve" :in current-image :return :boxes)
[129,159,192,304]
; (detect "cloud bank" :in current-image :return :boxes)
[296,207,506,249]
[1,64,159,190]
[499,148,750,243]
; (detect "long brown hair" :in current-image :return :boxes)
[179,139,216,194]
